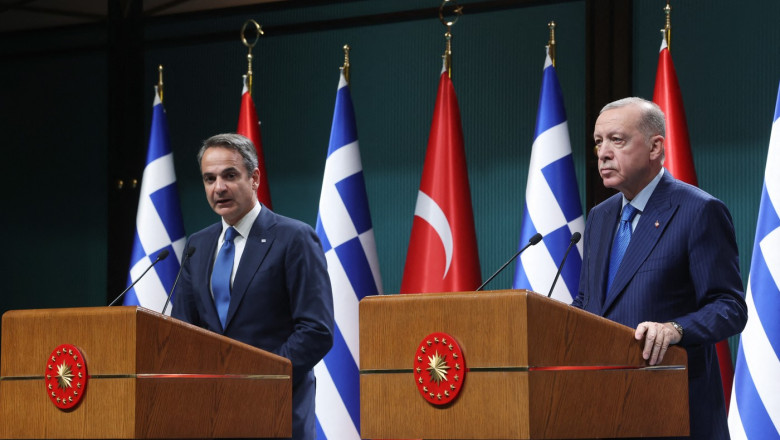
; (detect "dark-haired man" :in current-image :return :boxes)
[173,133,334,440]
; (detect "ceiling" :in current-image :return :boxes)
[0,0,283,33]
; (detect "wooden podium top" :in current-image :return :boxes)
[361,289,687,370]
[1,306,290,377]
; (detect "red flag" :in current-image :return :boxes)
[237,75,273,209]
[652,36,697,185]
[400,69,481,294]
[652,35,734,411]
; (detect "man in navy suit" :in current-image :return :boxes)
[173,133,334,440]
[573,98,747,439]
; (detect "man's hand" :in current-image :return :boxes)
[634,321,682,365]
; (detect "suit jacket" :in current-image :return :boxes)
[172,206,334,440]
[573,172,747,440]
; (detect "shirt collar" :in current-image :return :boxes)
[221,202,261,239]
[622,168,664,212]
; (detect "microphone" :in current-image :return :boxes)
[161,246,196,315]
[109,250,170,306]
[476,233,543,291]
[547,232,582,298]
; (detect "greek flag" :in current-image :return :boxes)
[123,87,186,313]
[314,71,383,440]
[512,48,584,302]
[728,81,780,439]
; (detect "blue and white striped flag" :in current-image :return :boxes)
[728,81,780,439]
[513,48,584,302]
[123,86,187,313]
[314,71,383,440]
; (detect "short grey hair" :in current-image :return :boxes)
[600,97,666,139]
[197,133,259,174]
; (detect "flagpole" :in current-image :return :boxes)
[663,1,671,52]
[341,44,351,85]
[438,0,462,78]
[157,64,164,103]
[547,21,556,67]
[240,19,263,97]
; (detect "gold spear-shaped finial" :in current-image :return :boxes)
[663,0,671,51]
[157,64,164,103]
[547,21,557,67]
[439,0,462,78]
[241,19,264,96]
[342,44,351,85]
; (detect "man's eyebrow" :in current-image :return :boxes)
[203,167,239,177]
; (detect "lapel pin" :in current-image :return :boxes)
[654,220,660,228]
[261,238,267,243]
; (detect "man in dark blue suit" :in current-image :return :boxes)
[173,133,334,440]
[573,98,747,439]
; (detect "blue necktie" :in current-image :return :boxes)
[606,203,638,296]
[212,226,238,329]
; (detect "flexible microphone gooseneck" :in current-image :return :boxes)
[161,247,196,315]
[476,233,543,291]
[109,250,170,306]
[547,232,582,298]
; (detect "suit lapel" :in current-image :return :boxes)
[224,207,277,329]
[197,226,223,331]
[594,195,622,313]
[603,173,678,311]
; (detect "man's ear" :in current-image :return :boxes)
[650,135,664,160]
[251,167,261,189]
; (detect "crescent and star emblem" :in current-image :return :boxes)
[45,344,88,410]
[414,332,466,405]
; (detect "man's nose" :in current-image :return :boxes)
[597,143,613,160]
[214,177,227,192]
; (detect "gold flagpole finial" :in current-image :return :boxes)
[663,1,672,51]
[547,21,557,67]
[342,44,351,85]
[439,0,462,78]
[241,19,264,96]
[157,64,164,103]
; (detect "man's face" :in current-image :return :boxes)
[200,147,259,225]
[594,104,663,200]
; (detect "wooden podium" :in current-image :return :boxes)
[0,306,292,439]
[359,290,689,439]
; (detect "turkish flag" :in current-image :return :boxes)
[652,37,697,185]
[653,36,734,411]
[400,70,481,294]
[237,76,273,209]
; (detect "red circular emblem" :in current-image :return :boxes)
[413,332,466,405]
[45,344,88,410]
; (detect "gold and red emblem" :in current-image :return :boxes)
[413,332,466,405]
[45,344,88,410]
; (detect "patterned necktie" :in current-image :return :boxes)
[212,226,238,329]
[606,203,639,297]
